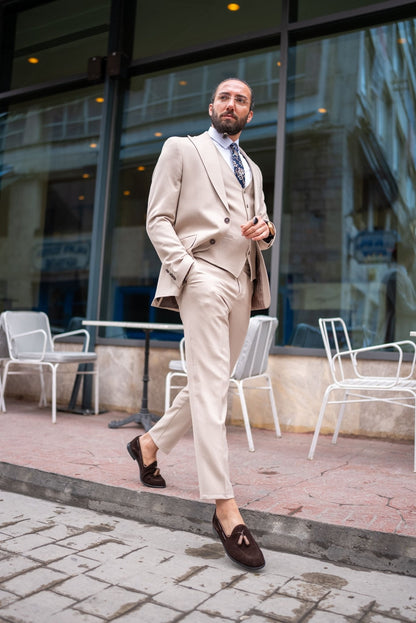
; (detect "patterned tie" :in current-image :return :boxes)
[229,143,245,188]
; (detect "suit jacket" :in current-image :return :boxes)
[146,131,274,311]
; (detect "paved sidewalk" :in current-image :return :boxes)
[1,490,415,623]
[0,400,415,576]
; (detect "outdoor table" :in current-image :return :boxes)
[82,320,183,431]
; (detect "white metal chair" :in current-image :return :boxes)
[0,311,99,423]
[165,315,281,451]
[308,317,416,471]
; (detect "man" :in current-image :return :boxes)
[127,78,276,571]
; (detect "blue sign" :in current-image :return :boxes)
[353,230,397,263]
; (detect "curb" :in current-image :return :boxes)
[1,462,415,577]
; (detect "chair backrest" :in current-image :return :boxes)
[1,311,54,359]
[319,317,353,382]
[232,315,278,381]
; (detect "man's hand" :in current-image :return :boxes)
[241,216,274,241]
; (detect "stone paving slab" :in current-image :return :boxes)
[0,490,415,623]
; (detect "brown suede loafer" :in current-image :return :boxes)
[212,511,265,571]
[127,435,166,488]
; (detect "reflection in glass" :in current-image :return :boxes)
[10,0,110,89]
[0,88,104,331]
[294,0,391,22]
[101,50,280,339]
[280,19,416,348]
[133,0,281,59]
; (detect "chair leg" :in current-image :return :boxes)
[234,380,255,452]
[165,372,172,412]
[414,398,416,473]
[94,368,99,415]
[265,373,281,437]
[38,364,47,407]
[332,390,348,444]
[1,360,11,413]
[51,365,57,424]
[0,368,5,413]
[308,386,333,460]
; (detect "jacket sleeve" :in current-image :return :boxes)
[146,138,194,286]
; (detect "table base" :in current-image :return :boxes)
[108,408,161,431]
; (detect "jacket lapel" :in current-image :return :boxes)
[187,132,229,210]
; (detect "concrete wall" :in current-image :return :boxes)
[3,342,414,442]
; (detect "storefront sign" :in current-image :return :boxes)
[33,240,90,272]
[353,230,396,263]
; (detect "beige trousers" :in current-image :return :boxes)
[149,259,253,500]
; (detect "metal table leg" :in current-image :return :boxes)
[108,329,161,430]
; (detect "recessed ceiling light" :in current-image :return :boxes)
[318,107,327,114]
[137,166,146,171]
[123,190,131,196]
[78,195,85,201]
[227,3,240,11]
[95,97,104,103]
[154,132,163,137]
[27,57,39,64]
[179,80,187,86]
[89,142,97,148]
[82,173,90,179]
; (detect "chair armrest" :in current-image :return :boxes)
[53,328,90,352]
[334,340,416,382]
[11,328,48,360]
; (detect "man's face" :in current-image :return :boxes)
[209,79,253,138]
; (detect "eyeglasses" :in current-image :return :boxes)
[216,93,249,106]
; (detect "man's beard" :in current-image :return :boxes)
[210,108,249,136]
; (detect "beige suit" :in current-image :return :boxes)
[146,131,274,500]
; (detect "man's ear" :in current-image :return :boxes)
[246,110,254,124]
[208,103,213,117]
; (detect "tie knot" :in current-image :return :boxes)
[230,142,239,154]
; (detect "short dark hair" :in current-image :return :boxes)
[210,78,254,110]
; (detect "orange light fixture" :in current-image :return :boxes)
[95,97,104,103]
[154,132,162,137]
[137,166,146,171]
[227,3,240,11]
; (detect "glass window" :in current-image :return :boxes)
[100,49,280,339]
[0,87,105,331]
[279,18,416,349]
[9,0,110,90]
[133,1,281,59]
[293,0,391,22]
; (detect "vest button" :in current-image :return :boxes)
[209,239,215,245]
[224,217,230,224]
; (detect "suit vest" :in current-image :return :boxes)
[193,153,257,280]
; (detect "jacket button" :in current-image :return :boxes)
[209,239,215,245]
[224,217,230,224]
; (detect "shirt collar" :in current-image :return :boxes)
[208,126,240,149]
